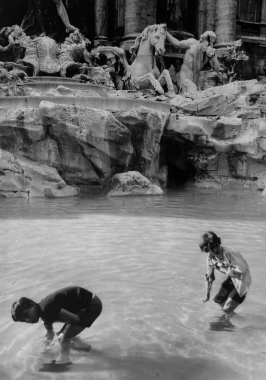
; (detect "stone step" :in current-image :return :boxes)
[18,80,111,96]
[31,76,80,83]
[0,96,171,113]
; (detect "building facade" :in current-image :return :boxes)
[89,0,265,80]
[0,0,265,80]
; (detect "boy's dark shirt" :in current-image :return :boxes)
[38,286,93,325]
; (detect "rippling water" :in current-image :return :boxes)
[1,187,266,380]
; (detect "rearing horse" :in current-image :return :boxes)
[96,24,175,96]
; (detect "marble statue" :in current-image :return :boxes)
[59,29,91,77]
[96,24,175,96]
[166,30,222,93]
[21,0,79,38]
[0,25,29,63]
[21,35,61,76]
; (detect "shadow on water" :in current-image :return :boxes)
[38,345,242,380]
[208,321,237,332]
[207,313,266,333]
[39,362,71,373]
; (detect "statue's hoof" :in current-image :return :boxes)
[164,91,176,98]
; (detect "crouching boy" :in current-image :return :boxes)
[11,286,102,364]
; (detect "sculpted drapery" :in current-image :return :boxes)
[21,0,86,38]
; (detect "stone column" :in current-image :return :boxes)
[261,0,266,23]
[260,0,266,38]
[94,0,110,47]
[114,0,125,44]
[198,0,206,37]
[215,0,236,47]
[206,0,216,32]
[120,0,156,50]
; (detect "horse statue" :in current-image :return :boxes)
[96,24,175,96]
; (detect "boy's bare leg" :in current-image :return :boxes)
[52,0,77,33]
[56,324,86,363]
[60,324,86,340]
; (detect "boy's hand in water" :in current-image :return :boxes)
[43,329,55,348]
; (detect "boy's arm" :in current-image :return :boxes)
[205,255,216,280]
[42,321,54,345]
[202,257,215,302]
[58,308,80,324]
[44,321,54,330]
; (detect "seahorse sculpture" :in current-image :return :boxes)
[96,24,175,96]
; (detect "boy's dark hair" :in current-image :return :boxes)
[11,297,36,322]
[199,231,221,253]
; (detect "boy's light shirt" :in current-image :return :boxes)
[206,246,251,297]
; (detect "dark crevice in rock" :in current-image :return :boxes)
[160,135,196,188]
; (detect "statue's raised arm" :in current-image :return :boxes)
[166,32,197,50]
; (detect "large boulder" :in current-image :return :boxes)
[107,171,164,196]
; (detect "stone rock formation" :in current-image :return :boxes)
[39,101,135,185]
[164,79,266,191]
[113,106,168,183]
[169,79,264,116]
[0,148,78,198]
[0,94,171,197]
[108,171,164,196]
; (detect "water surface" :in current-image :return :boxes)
[0,187,266,380]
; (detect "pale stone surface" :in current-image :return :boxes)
[0,149,78,198]
[44,86,99,98]
[1,77,266,196]
[108,171,164,196]
[113,106,168,181]
[169,80,265,116]
[0,100,168,196]
[39,101,135,186]
[0,108,61,169]
[0,108,45,140]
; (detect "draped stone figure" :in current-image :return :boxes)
[21,0,86,39]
